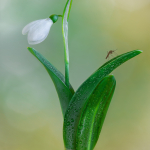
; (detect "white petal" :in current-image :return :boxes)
[27,18,53,45]
[22,19,44,35]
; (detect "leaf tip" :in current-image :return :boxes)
[139,50,143,53]
[104,74,116,84]
[136,49,143,53]
[27,47,31,51]
[27,47,35,55]
[107,74,115,79]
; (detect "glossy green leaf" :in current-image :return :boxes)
[28,47,74,117]
[76,75,116,150]
[63,50,142,149]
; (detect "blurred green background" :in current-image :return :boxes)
[0,0,150,149]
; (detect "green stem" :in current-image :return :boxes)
[62,0,72,88]
[65,62,69,88]
[63,26,69,88]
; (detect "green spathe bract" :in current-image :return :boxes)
[63,50,142,149]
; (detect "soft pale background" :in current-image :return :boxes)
[0,0,150,150]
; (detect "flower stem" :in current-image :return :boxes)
[62,18,69,88]
[65,62,69,88]
[63,33,69,88]
[62,0,72,88]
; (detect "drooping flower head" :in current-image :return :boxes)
[22,14,60,45]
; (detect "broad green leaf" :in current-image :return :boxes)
[76,75,116,150]
[63,50,142,149]
[28,47,74,117]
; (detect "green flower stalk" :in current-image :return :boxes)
[62,0,73,88]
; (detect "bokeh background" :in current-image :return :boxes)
[0,0,150,149]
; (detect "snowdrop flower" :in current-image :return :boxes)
[22,14,60,45]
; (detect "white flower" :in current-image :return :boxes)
[22,15,60,45]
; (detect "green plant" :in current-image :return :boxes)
[22,0,142,149]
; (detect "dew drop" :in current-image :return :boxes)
[71,118,74,122]
[66,121,70,126]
